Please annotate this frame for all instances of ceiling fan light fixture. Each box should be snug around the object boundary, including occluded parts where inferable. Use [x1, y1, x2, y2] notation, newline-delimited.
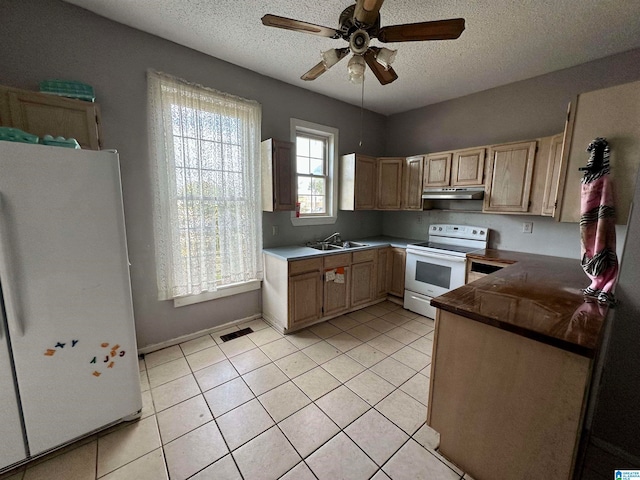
[375, 47, 397, 70]
[347, 55, 366, 84]
[321, 48, 342, 69]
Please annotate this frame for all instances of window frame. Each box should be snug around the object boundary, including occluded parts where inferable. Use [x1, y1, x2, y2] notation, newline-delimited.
[290, 118, 339, 226]
[148, 71, 262, 306]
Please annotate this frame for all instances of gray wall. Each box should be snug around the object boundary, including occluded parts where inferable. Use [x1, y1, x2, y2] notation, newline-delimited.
[382, 48, 640, 259]
[0, 0, 387, 348]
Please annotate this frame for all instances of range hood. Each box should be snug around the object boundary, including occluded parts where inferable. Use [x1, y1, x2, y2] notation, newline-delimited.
[422, 187, 485, 200]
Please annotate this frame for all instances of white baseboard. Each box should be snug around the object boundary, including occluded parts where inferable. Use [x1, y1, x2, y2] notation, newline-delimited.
[590, 436, 640, 467]
[137, 313, 263, 355]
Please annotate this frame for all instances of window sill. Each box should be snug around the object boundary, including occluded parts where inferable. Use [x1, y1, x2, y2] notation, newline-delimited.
[173, 280, 261, 307]
[290, 214, 338, 226]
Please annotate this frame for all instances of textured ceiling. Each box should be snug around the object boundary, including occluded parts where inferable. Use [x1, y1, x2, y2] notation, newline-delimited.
[62, 0, 640, 115]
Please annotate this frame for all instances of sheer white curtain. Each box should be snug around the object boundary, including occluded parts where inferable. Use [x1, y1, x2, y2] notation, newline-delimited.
[148, 70, 263, 300]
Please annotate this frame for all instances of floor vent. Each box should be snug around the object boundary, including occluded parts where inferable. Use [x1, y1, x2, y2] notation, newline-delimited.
[220, 327, 253, 342]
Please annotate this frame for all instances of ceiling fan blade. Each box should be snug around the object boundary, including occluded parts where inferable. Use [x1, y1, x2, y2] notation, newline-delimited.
[301, 62, 328, 81]
[261, 14, 340, 39]
[354, 0, 385, 27]
[363, 48, 398, 85]
[377, 18, 465, 43]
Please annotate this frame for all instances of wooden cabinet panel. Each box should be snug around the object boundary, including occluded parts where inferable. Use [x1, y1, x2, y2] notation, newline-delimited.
[351, 261, 375, 307]
[289, 257, 323, 275]
[484, 141, 537, 213]
[555, 80, 640, 224]
[424, 152, 452, 187]
[542, 134, 564, 216]
[0, 86, 102, 150]
[323, 254, 350, 317]
[339, 153, 377, 210]
[451, 148, 485, 186]
[262, 138, 295, 212]
[377, 157, 403, 210]
[403, 155, 424, 210]
[376, 247, 391, 298]
[389, 247, 406, 297]
[429, 310, 590, 480]
[289, 271, 323, 327]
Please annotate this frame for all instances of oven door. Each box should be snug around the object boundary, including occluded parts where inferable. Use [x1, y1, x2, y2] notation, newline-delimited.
[405, 248, 467, 298]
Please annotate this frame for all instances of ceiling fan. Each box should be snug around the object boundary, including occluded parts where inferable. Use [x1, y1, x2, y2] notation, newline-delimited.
[261, 0, 465, 85]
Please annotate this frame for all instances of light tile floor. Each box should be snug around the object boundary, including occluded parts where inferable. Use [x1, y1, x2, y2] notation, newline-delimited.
[2, 300, 626, 479]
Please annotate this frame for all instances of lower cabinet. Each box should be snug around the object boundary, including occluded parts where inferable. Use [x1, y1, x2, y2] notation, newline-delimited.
[351, 250, 376, 307]
[263, 245, 407, 333]
[323, 253, 351, 317]
[376, 247, 392, 298]
[288, 258, 323, 329]
[389, 248, 406, 297]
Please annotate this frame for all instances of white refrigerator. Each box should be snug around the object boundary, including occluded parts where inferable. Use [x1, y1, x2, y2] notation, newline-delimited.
[0, 142, 141, 472]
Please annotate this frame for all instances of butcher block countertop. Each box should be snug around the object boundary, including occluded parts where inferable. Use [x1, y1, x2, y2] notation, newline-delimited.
[431, 249, 608, 358]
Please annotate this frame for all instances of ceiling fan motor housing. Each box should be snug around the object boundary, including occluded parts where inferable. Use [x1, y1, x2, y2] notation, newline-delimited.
[350, 29, 370, 54]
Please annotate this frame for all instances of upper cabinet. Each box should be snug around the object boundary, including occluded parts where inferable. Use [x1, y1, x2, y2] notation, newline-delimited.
[423, 152, 452, 187]
[424, 148, 485, 188]
[262, 138, 296, 212]
[0, 85, 102, 150]
[542, 134, 564, 216]
[403, 155, 424, 210]
[554, 80, 640, 224]
[483, 141, 537, 213]
[377, 157, 404, 210]
[451, 148, 485, 186]
[339, 153, 377, 210]
[340, 154, 422, 211]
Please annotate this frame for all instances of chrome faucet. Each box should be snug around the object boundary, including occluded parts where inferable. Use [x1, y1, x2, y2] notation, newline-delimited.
[322, 232, 341, 244]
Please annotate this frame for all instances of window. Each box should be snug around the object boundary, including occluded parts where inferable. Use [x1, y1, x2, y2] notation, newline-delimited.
[290, 119, 339, 226]
[148, 71, 263, 304]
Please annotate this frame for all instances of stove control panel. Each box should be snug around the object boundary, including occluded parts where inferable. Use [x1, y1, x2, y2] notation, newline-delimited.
[429, 224, 488, 241]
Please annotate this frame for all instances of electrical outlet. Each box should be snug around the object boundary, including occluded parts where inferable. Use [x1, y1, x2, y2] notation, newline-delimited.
[522, 222, 533, 234]
[272, 225, 279, 236]
[416, 215, 422, 224]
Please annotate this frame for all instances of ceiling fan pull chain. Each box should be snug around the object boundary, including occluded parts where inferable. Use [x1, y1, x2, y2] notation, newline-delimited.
[359, 77, 365, 147]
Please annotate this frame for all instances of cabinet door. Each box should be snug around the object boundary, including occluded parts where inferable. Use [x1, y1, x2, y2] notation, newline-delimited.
[355, 155, 377, 210]
[424, 152, 452, 187]
[389, 248, 406, 297]
[351, 261, 375, 307]
[555, 80, 640, 224]
[262, 139, 295, 212]
[4, 88, 102, 150]
[377, 157, 403, 210]
[273, 140, 296, 211]
[289, 271, 323, 327]
[451, 148, 485, 186]
[484, 141, 536, 213]
[541, 134, 564, 216]
[376, 247, 391, 298]
[323, 266, 350, 317]
[404, 155, 424, 210]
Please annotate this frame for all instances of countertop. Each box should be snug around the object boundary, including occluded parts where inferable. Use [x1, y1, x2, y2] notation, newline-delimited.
[262, 236, 421, 260]
[431, 249, 608, 358]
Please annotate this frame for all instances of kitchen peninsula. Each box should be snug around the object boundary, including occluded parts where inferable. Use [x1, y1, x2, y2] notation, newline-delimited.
[428, 249, 607, 480]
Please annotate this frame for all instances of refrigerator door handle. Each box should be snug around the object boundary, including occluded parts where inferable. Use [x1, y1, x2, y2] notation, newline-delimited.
[0, 195, 24, 336]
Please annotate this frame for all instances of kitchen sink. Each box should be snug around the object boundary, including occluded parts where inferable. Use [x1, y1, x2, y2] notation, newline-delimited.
[307, 241, 369, 251]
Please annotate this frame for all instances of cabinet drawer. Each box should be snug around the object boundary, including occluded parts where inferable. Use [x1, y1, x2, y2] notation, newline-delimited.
[324, 253, 351, 269]
[289, 257, 322, 275]
[352, 249, 376, 263]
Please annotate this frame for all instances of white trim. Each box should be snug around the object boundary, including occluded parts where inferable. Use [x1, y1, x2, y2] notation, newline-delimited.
[290, 118, 339, 226]
[137, 312, 263, 354]
[173, 280, 261, 307]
